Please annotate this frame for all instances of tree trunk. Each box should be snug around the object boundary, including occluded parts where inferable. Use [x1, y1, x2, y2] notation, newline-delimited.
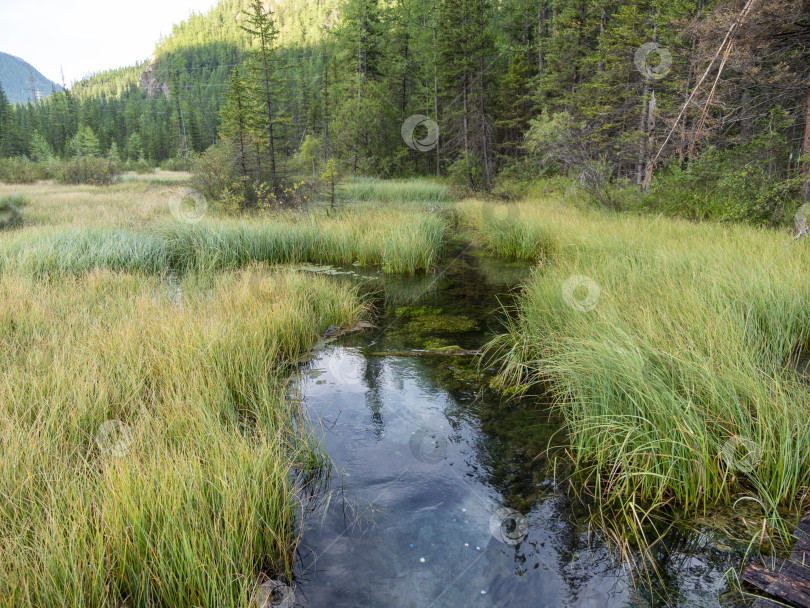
[479, 0, 492, 190]
[802, 80, 810, 200]
[432, 0, 440, 176]
[636, 82, 650, 189]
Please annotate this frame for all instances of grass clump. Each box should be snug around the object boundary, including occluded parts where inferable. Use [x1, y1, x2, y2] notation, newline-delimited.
[341, 177, 451, 205]
[0, 266, 366, 607]
[3, 208, 448, 277]
[458, 199, 557, 260]
[485, 198, 810, 528]
[0, 194, 26, 229]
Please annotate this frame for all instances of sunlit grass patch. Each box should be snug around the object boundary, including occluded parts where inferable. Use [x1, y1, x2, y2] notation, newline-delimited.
[484, 197, 810, 531]
[341, 176, 451, 205]
[0, 266, 365, 607]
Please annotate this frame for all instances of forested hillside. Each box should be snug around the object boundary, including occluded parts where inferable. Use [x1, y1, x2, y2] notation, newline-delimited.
[0, 0, 807, 221]
[0, 53, 62, 105]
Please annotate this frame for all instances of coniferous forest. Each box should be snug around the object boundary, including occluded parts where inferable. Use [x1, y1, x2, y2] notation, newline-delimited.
[0, 0, 808, 221]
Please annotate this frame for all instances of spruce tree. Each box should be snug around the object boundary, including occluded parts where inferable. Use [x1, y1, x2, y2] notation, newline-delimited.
[241, 0, 285, 190]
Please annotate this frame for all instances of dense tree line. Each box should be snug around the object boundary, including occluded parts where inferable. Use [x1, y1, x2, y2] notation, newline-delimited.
[0, 0, 807, 218]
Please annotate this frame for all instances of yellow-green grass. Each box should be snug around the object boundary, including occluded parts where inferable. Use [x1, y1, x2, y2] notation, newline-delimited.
[457, 199, 555, 260]
[0, 266, 365, 607]
[0, 181, 176, 229]
[480, 198, 810, 526]
[0, 182, 449, 276]
[341, 176, 451, 205]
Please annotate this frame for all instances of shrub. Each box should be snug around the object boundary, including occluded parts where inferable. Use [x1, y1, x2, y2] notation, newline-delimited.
[190, 142, 241, 206]
[191, 142, 310, 213]
[126, 158, 155, 174]
[0, 193, 27, 229]
[0, 158, 42, 184]
[58, 157, 120, 186]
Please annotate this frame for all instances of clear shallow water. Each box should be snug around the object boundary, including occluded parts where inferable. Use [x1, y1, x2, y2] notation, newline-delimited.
[291, 248, 746, 607]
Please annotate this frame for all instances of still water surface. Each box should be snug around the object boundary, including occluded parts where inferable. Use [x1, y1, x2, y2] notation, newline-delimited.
[291, 249, 744, 607]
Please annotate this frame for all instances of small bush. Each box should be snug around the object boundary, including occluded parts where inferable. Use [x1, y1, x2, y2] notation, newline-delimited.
[59, 157, 120, 186]
[126, 159, 155, 175]
[0, 193, 27, 229]
[190, 142, 241, 205]
[0, 158, 43, 184]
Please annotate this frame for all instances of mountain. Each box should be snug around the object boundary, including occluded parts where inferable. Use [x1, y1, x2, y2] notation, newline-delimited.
[0, 52, 63, 105]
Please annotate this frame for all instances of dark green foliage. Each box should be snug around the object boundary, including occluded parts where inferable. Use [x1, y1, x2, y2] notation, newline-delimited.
[190, 141, 242, 204]
[0, 0, 806, 220]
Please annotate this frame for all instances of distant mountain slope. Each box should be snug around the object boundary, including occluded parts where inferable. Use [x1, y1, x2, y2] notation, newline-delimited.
[0, 52, 63, 104]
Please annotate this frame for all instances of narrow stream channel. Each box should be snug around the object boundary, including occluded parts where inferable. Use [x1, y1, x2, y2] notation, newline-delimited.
[291, 248, 745, 607]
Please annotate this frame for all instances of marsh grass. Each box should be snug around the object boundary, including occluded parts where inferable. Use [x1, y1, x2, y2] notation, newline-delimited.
[0, 266, 366, 607]
[481, 199, 810, 534]
[0, 194, 26, 230]
[0, 181, 173, 228]
[341, 177, 450, 205]
[457, 199, 555, 260]
[3, 209, 448, 277]
[0, 180, 450, 606]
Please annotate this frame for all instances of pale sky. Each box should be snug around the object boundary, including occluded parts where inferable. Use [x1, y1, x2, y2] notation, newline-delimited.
[0, 0, 220, 86]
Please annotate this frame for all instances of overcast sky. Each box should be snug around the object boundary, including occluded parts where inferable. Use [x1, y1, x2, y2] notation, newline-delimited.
[0, 0, 220, 86]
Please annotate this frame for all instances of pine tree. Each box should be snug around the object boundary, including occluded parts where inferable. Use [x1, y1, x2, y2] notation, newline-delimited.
[220, 67, 255, 183]
[0, 85, 11, 158]
[241, 0, 286, 190]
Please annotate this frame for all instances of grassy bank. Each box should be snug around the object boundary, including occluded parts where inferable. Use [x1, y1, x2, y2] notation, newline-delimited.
[2, 211, 448, 276]
[0, 182, 449, 276]
[341, 176, 450, 205]
[477, 198, 810, 525]
[0, 179, 453, 607]
[0, 266, 365, 607]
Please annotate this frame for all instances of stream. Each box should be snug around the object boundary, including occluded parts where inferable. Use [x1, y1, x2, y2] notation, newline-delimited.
[290, 247, 747, 607]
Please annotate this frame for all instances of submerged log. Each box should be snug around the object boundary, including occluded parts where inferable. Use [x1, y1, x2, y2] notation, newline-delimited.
[743, 514, 810, 607]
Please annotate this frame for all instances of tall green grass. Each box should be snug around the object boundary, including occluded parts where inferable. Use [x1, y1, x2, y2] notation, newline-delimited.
[457, 199, 555, 260]
[0, 266, 366, 607]
[483, 199, 810, 528]
[2, 208, 448, 276]
[341, 177, 451, 205]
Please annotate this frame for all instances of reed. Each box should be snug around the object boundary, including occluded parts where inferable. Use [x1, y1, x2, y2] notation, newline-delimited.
[2, 209, 448, 276]
[0, 266, 366, 607]
[484, 198, 810, 526]
[341, 176, 450, 205]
